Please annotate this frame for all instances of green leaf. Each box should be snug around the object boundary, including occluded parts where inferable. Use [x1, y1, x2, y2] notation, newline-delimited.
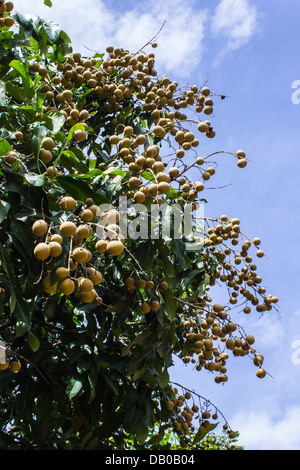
[162, 288, 177, 321]
[159, 367, 169, 388]
[66, 376, 83, 399]
[9, 59, 34, 99]
[0, 138, 13, 156]
[42, 110, 65, 133]
[28, 332, 40, 352]
[0, 200, 10, 223]
[56, 175, 109, 205]
[193, 422, 218, 445]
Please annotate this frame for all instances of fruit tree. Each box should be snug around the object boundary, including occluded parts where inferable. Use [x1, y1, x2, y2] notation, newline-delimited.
[0, 1, 278, 450]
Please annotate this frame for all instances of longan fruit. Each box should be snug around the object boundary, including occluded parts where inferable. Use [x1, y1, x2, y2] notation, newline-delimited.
[55, 267, 69, 280]
[81, 290, 96, 303]
[151, 300, 160, 311]
[256, 368, 266, 379]
[49, 241, 62, 257]
[72, 247, 89, 263]
[80, 209, 94, 222]
[42, 137, 55, 151]
[32, 219, 48, 237]
[39, 148, 52, 163]
[34, 243, 50, 260]
[106, 240, 124, 256]
[86, 267, 102, 285]
[95, 239, 108, 253]
[79, 277, 94, 293]
[141, 302, 151, 314]
[59, 221, 77, 237]
[60, 196, 76, 211]
[73, 129, 87, 142]
[0, 360, 9, 371]
[76, 224, 90, 239]
[9, 360, 21, 373]
[59, 278, 75, 295]
[50, 234, 63, 244]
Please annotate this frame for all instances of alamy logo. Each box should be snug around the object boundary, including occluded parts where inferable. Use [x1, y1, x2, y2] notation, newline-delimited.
[0, 81, 5, 106]
[94, 197, 205, 251]
[0, 340, 6, 364]
[291, 80, 300, 105]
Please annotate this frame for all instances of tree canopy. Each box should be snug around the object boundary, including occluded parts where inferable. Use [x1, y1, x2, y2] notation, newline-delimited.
[0, 1, 278, 450]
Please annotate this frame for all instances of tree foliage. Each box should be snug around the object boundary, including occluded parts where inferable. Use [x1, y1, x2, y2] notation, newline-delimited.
[0, 1, 278, 450]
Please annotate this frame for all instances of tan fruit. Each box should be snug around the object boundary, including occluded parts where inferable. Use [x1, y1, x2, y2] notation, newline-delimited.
[86, 267, 102, 285]
[235, 150, 246, 158]
[79, 277, 94, 293]
[32, 219, 48, 237]
[159, 281, 169, 290]
[237, 158, 247, 168]
[49, 241, 62, 257]
[95, 239, 108, 253]
[34, 243, 50, 260]
[166, 400, 175, 410]
[107, 240, 124, 256]
[0, 360, 9, 371]
[72, 247, 89, 263]
[9, 360, 21, 373]
[4, 16, 15, 28]
[107, 209, 120, 224]
[197, 122, 209, 133]
[141, 302, 151, 314]
[256, 249, 264, 258]
[55, 267, 69, 280]
[5, 2, 15, 13]
[50, 234, 63, 244]
[81, 290, 96, 303]
[59, 221, 77, 237]
[42, 137, 55, 151]
[46, 166, 59, 177]
[43, 283, 58, 294]
[39, 148, 52, 163]
[256, 368, 266, 379]
[0, 287, 5, 299]
[76, 224, 90, 239]
[59, 278, 75, 295]
[151, 300, 160, 311]
[137, 279, 147, 289]
[168, 167, 180, 178]
[4, 151, 17, 164]
[146, 281, 154, 289]
[157, 182, 170, 194]
[80, 209, 94, 222]
[73, 129, 87, 142]
[60, 197, 76, 210]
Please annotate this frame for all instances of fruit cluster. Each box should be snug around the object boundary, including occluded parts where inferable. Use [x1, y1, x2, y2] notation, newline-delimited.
[0, 1, 14, 29]
[32, 196, 124, 305]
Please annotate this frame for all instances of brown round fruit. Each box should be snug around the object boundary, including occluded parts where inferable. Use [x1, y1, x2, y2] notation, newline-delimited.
[32, 219, 48, 237]
[59, 221, 77, 237]
[107, 240, 124, 256]
[34, 243, 50, 260]
[59, 278, 75, 295]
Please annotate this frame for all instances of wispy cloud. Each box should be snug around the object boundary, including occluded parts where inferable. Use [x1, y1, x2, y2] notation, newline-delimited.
[211, 0, 260, 50]
[13, 0, 262, 80]
[13, 0, 209, 79]
[232, 406, 300, 450]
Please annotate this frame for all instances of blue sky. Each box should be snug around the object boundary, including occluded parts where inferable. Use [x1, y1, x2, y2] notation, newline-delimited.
[13, 0, 300, 450]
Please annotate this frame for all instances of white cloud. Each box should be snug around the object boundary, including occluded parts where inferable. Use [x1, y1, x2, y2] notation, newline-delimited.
[211, 0, 260, 50]
[232, 406, 300, 450]
[13, 0, 209, 79]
